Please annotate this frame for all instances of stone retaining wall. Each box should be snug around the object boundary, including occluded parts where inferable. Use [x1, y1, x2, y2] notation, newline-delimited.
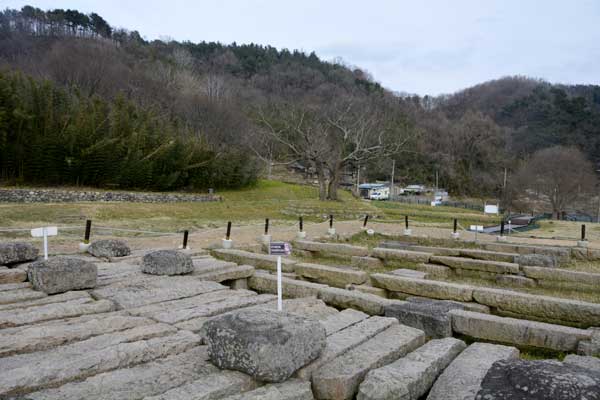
[0, 189, 220, 203]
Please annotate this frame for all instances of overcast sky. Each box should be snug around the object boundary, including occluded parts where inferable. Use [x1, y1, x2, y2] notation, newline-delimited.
[5, 0, 600, 95]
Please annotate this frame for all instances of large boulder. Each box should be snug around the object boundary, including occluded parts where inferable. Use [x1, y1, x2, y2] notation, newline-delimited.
[27, 257, 97, 294]
[203, 308, 326, 382]
[0, 242, 38, 265]
[87, 239, 131, 258]
[475, 358, 600, 399]
[141, 250, 193, 275]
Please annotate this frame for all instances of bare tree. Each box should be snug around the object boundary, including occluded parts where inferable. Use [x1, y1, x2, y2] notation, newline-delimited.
[515, 146, 597, 219]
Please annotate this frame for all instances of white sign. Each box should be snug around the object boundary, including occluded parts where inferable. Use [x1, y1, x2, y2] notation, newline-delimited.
[470, 225, 484, 232]
[484, 205, 499, 215]
[31, 226, 57, 260]
[30, 226, 58, 237]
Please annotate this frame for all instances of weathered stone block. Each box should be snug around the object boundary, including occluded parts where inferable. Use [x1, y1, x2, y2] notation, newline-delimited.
[88, 239, 131, 258]
[27, 257, 97, 294]
[516, 253, 558, 268]
[141, 250, 194, 275]
[294, 240, 370, 257]
[357, 338, 466, 400]
[430, 255, 520, 274]
[385, 298, 465, 338]
[318, 286, 393, 315]
[372, 247, 431, 263]
[351, 256, 384, 270]
[0, 242, 38, 265]
[371, 273, 474, 302]
[295, 262, 368, 288]
[426, 342, 519, 400]
[203, 308, 326, 382]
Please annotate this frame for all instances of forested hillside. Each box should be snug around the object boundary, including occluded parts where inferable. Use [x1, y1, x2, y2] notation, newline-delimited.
[0, 6, 598, 202]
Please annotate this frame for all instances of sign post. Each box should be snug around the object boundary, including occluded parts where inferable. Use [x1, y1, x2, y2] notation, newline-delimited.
[31, 226, 58, 260]
[270, 242, 292, 311]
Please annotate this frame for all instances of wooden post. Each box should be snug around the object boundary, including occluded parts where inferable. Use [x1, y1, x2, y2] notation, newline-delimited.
[84, 219, 92, 243]
[329, 215, 334, 228]
[363, 215, 369, 227]
[453, 218, 457, 233]
[226, 221, 232, 240]
[582, 224, 586, 241]
[182, 230, 189, 249]
[299, 216, 303, 232]
[500, 221, 505, 236]
[405, 215, 409, 230]
[264, 218, 269, 235]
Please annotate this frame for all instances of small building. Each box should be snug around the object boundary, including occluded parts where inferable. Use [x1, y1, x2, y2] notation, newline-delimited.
[358, 183, 390, 200]
[403, 184, 426, 195]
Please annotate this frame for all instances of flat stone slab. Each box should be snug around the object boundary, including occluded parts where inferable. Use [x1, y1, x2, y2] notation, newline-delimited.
[212, 249, 296, 272]
[372, 247, 431, 263]
[0, 326, 200, 397]
[450, 309, 592, 351]
[523, 265, 600, 285]
[0, 287, 47, 305]
[516, 253, 558, 268]
[249, 270, 326, 298]
[426, 342, 519, 400]
[496, 274, 537, 288]
[318, 286, 393, 315]
[357, 338, 466, 400]
[0, 313, 154, 357]
[416, 263, 453, 277]
[195, 264, 254, 282]
[0, 290, 90, 311]
[204, 308, 326, 382]
[0, 267, 26, 284]
[312, 323, 426, 400]
[28, 257, 97, 294]
[475, 358, 600, 399]
[320, 308, 369, 335]
[0, 241, 38, 265]
[0, 297, 115, 328]
[295, 316, 398, 381]
[91, 276, 226, 309]
[294, 240, 370, 257]
[458, 249, 517, 263]
[472, 287, 600, 326]
[88, 239, 131, 258]
[371, 273, 474, 302]
[295, 262, 368, 288]
[385, 299, 465, 338]
[430, 255, 520, 274]
[351, 256, 384, 270]
[221, 379, 314, 400]
[0, 282, 31, 291]
[24, 347, 217, 400]
[141, 250, 194, 275]
[390, 268, 427, 279]
[564, 354, 600, 371]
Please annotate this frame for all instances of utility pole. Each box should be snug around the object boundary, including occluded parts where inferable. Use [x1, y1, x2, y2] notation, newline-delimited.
[390, 159, 395, 199]
[435, 170, 439, 192]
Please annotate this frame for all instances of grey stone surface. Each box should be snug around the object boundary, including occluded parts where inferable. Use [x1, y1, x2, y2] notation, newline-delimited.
[565, 354, 600, 372]
[0, 241, 38, 265]
[294, 240, 370, 257]
[351, 256, 384, 270]
[385, 298, 465, 338]
[371, 273, 474, 302]
[295, 316, 397, 381]
[203, 308, 326, 382]
[141, 250, 194, 275]
[523, 265, 600, 286]
[221, 379, 314, 400]
[495, 274, 537, 288]
[427, 342, 520, 400]
[450, 309, 591, 351]
[24, 346, 216, 400]
[312, 323, 426, 400]
[0, 290, 91, 311]
[318, 286, 392, 315]
[371, 247, 431, 263]
[249, 270, 326, 298]
[88, 239, 131, 258]
[516, 253, 558, 268]
[27, 257, 97, 294]
[0, 267, 27, 284]
[0, 287, 47, 305]
[320, 308, 369, 336]
[0, 188, 219, 203]
[475, 358, 600, 400]
[295, 262, 368, 288]
[458, 249, 517, 263]
[390, 268, 427, 279]
[212, 249, 296, 272]
[0, 326, 199, 396]
[357, 338, 466, 400]
[430, 255, 520, 274]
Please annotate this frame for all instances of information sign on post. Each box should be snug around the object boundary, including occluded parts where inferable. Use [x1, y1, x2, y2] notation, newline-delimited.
[31, 226, 58, 260]
[269, 242, 292, 311]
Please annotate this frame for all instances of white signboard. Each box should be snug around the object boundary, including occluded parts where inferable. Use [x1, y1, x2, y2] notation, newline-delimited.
[31, 226, 58, 260]
[484, 205, 499, 215]
[470, 225, 484, 232]
[31, 226, 58, 237]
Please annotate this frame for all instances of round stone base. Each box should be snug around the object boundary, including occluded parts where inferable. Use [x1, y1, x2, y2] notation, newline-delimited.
[366, 229, 375, 236]
[496, 235, 508, 242]
[577, 240, 589, 248]
[327, 228, 336, 236]
[451, 232, 460, 239]
[261, 234, 272, 245]
[404, 229, 412, 236]
[78, 242, 90, 253]
[222, 238, 233, 249]
[297, 231, 307, 239]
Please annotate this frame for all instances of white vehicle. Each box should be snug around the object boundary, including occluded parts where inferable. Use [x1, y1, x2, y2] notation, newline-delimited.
[369, 188, 390, 200]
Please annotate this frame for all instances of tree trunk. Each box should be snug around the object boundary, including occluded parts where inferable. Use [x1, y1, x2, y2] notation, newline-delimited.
[327, 163, 341, 201]
[315, 162, 327, 201]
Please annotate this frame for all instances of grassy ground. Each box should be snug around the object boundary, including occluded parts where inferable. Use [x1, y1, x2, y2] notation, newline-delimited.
[513, 219, 600, 242]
